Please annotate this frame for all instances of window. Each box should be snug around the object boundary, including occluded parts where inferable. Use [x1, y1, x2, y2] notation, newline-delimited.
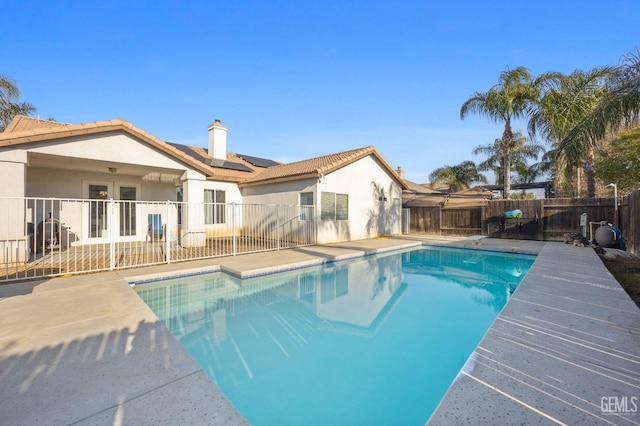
[204, 189, 226, 224]
[119, 186, 137, 236]
[88, 184, 109, 238]
[336, 193, 349, 220]
[299, 192, 314, 220]
[321, 192, 348, 221]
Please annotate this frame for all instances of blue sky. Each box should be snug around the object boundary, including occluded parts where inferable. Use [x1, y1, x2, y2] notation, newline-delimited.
[3, 0, 638, 183]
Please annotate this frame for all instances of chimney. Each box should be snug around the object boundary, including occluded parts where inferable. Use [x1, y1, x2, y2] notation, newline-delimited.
[208, 119, 228, 160]
[396, 166, 405, 180]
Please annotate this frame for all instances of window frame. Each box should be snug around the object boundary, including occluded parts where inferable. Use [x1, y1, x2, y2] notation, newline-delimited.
[320, 191, 349, 221]
[299, 192, 314, 221]
[204, 189, 226, 225]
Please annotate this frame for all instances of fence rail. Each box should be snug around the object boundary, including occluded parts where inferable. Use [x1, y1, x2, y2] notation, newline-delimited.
[405, 190, 640, 255]
[0, 197, 316, 282]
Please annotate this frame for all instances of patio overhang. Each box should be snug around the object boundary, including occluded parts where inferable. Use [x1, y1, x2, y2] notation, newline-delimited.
[27, 152, 187, 186]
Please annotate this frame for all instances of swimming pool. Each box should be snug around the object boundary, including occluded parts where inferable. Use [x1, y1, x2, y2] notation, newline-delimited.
[134, 246, 534, 425]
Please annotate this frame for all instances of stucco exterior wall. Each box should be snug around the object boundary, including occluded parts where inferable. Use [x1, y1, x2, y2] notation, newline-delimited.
[316, 155, 402, 243]
[1, 151, 29, 260]
[26, 167, 178, 200]
[241, 155, 402, 244]
[0, 161, 27, 197]
[0, 159, 27, 262]
[182, 179, 243, 204]
[180, 179, 244, 243]
[241, 179, 317, 205]
[26, 132, 192, 170]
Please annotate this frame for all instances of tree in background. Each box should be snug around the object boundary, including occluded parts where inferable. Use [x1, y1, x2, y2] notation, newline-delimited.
[429, 161, 487, 193]
[528, 67, 612, 197]
[594, 127, 640, 195]
[0, 75, 35, 131]
[562, 50, 640, 153]
[461, 67, 538, 198]
[472, 131, 545, 191]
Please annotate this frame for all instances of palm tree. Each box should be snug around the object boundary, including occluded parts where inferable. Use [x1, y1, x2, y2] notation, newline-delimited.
[461, 67, 538, 197]
[472, 131, 545, 191]
[528, 67, 612, 196]
[555, 50, 640, 197]
[0, 75, 35, 131]
[563, 50, 640, 142]
[429, 161, 487, 193]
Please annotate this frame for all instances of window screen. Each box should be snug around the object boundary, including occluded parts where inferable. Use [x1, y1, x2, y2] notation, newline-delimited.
[300, 192, 314, 220]
[204, 190, 226, 224]
[321, 192, 348, 220]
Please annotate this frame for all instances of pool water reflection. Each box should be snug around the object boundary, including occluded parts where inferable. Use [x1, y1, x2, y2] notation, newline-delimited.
[135, 247, 534, 425]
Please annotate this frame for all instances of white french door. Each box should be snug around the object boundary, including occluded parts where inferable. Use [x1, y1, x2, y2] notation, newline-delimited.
[83, 182, 113, 243]
[83, 181, 140, 243]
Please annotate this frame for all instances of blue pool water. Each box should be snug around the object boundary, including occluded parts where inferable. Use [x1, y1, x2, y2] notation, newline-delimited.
[135, 247, 534, 425]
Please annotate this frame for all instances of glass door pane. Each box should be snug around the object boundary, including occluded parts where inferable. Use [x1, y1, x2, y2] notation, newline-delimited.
[89, 185, 109, 238]
[120, 187, 136, 236]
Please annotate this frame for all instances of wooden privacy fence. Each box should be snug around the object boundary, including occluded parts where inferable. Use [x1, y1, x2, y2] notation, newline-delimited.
[406, 190, 640, 255]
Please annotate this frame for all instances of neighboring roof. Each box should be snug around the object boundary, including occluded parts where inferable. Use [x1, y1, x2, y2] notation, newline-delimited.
[430, 183, 451, 193]
[483, 181, 553, 191]
[453, 186, 494, 197]
[240, 145, 407, 189]
[0, 115, 252, 183]
[403, 193, 445, 207]
[403, 179, 442, 195]
[403, 185, 492, 208]
[402, 193, 489, 208]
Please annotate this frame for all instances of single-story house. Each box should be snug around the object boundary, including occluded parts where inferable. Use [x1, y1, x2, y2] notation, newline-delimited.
[0, 115, 406, 261]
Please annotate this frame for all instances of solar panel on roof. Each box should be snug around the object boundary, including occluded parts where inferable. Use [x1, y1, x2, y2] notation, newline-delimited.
[168, 142, 253, 172]
[206, 158, 253, 172]
[235, 153, 280, 168]
[167, 142, 208, 163]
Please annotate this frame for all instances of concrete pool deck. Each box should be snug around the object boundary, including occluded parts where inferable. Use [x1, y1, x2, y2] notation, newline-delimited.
[0, 236, 638, 425]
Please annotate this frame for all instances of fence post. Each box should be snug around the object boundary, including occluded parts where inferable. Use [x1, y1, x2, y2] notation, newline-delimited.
[538, 199, 544, 241]
[232, 203, 237, 256]
[276, 206, 280, 250]
[166, 200, 171, 264]
[315, 204, 319, 245]
[481, 205, 486, 236]
[109, 198, 115, 271]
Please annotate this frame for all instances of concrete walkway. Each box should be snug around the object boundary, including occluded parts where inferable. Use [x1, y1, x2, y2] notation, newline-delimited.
[1, 236, 638, 425]
[428, 242, 640, 425]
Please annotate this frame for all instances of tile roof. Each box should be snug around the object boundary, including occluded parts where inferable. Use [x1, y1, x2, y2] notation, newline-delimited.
[0, 115, 253, 183]
[240, 145, 407, 189]
[3, 115, 70, 132]
[1, 115, 405, 188]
